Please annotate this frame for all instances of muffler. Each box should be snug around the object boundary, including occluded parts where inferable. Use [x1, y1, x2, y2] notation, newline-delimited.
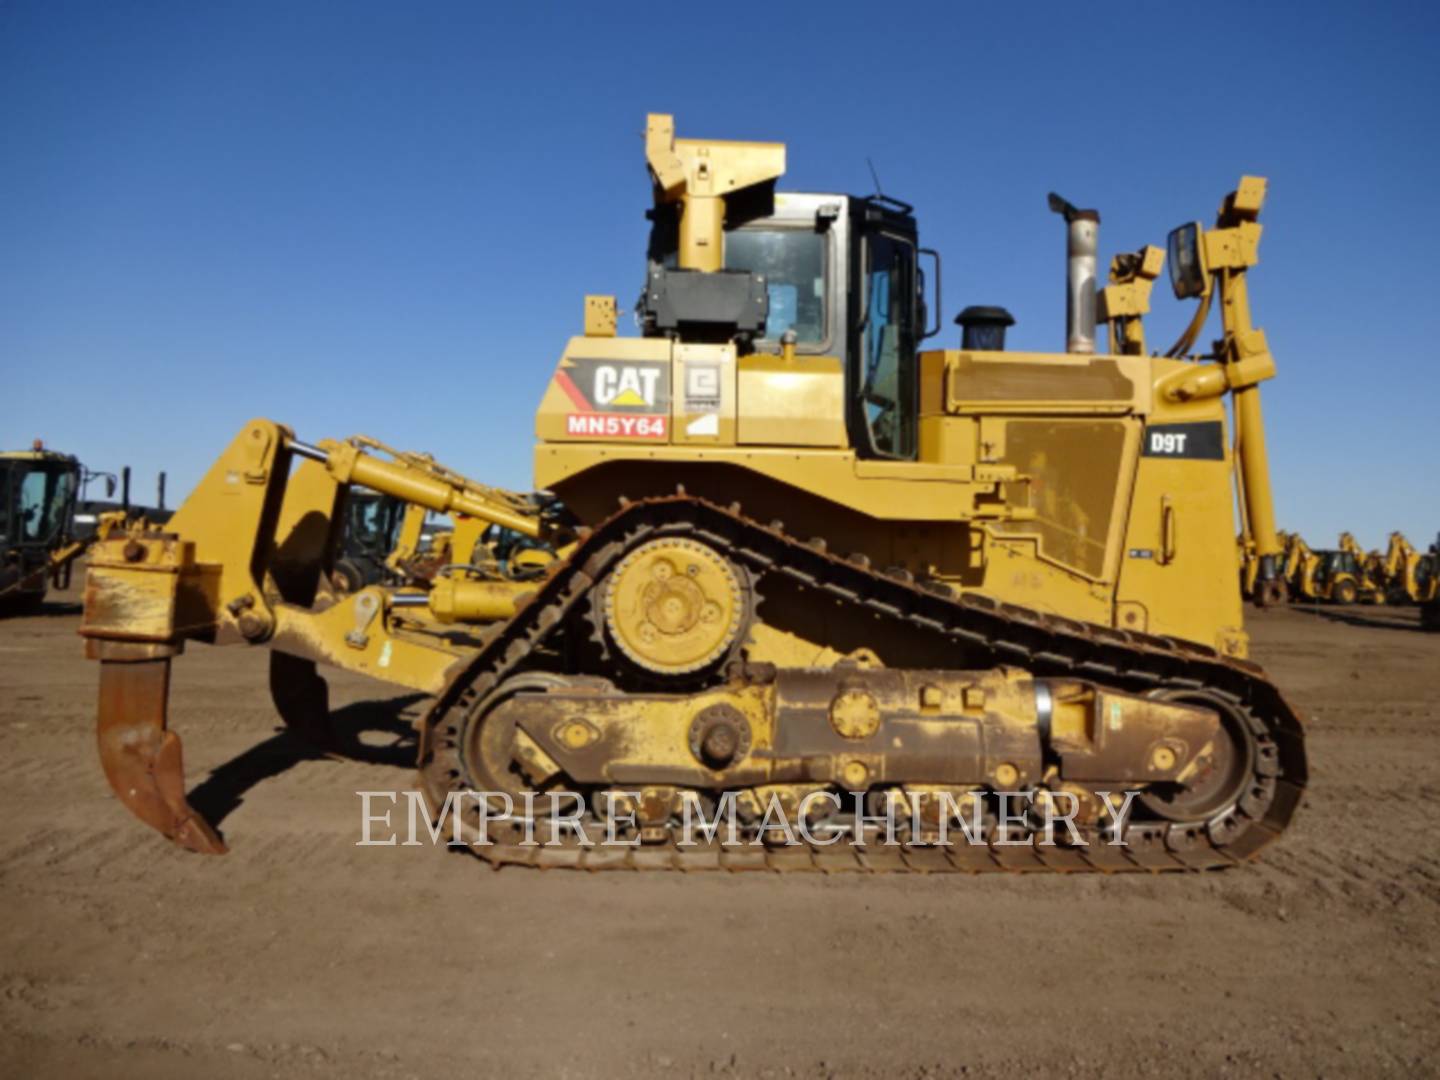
[1048, 192, 1100, 354]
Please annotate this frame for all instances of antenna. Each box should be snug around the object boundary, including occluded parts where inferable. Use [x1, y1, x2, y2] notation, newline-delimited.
[866, 156, 884, 198]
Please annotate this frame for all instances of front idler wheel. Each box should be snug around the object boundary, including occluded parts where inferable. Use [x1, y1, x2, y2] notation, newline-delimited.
[1137, 690, 1259, 825]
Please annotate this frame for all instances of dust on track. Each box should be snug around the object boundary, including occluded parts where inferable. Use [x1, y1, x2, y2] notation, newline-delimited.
[2, 582, 1438, 1078]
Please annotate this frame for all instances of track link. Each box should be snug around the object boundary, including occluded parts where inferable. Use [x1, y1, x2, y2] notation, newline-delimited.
[417, 496, 1307, 873]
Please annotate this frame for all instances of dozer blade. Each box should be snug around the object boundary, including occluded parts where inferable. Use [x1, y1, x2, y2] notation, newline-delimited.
[96, 658, 226, 855]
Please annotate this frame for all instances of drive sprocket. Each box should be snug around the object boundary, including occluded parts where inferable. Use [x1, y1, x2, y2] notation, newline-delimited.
[600, 536, 750, 676]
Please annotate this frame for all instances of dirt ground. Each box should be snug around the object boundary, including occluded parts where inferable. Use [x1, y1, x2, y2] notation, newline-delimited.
[2, 580, 1438, 1079]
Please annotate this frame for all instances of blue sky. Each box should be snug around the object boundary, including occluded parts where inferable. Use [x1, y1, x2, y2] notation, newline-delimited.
[2, 1, 1437, 550]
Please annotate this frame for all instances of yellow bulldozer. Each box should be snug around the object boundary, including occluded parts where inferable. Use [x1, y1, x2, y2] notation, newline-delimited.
[79, 114, 1305, 872]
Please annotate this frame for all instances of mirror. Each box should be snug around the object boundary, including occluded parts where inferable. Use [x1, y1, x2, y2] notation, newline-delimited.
[918, 248, 942, 340]
[1167, 221, 1209, 299]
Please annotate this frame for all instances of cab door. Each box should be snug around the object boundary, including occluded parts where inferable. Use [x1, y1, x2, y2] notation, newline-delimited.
[849, 202, 922, 461]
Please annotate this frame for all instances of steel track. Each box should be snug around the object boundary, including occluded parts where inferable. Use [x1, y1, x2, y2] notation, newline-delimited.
[417, 496, 1307, 873]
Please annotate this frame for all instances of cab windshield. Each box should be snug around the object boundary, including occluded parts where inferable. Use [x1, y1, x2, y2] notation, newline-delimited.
[346, 495, 403, 556]
[723, 228, 827, 345]
[16, 465, 77, 544]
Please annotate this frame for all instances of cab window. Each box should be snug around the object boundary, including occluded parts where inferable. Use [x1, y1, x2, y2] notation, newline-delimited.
[18, 466, 75, 543]
[723, 228, 827, 345]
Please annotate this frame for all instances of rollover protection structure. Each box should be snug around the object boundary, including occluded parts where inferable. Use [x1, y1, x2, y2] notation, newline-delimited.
[80, 115, 1305, 870]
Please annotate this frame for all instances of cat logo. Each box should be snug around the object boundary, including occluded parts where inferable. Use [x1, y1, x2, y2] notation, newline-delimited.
[555, 357, 670, 415]
[594, 365, 662, 408]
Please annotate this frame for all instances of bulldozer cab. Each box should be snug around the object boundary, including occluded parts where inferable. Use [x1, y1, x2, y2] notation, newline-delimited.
[645, 192, 926, 460]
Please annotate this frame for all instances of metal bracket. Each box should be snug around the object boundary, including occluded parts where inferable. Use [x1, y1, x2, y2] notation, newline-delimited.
[346, 591, 381, 649]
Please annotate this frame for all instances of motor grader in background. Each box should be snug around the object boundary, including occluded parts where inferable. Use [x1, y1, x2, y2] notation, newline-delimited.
[0, 442, 93, 612]
[80, 114, 1305, 871]
[2, 449, 169, 613]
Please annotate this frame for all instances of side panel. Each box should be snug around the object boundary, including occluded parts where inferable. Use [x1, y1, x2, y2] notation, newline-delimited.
[920, 349, 1149, 627]
[537, 335, 849, 452]
[990, 417, 1140, 583]
[536, 342, 1248, 652]
[672, 343, 738, 445]
[736, 354, 847, 447]
[1114, 409, 1247, 655]
[536, 337, 675, 444]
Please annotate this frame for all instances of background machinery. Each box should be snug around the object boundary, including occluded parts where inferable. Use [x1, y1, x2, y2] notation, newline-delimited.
[71, 464, 172, 540]
[1311, 544, 1363, 605]
[1283, 532, 1364, 605]
[1243, 528, 1291, 604]
[1281, 533, 1320, 601]
[1, 448, 171, 613]
[1376, 531, 1436, 605]
[1, 443, 82, 611]
[1338, 532, 1385, 604]
[327, 437, 562, 595]
[78, 114, 1306, 871]
[331, 490, 407, 594]
[1424, 535, 1440, 631]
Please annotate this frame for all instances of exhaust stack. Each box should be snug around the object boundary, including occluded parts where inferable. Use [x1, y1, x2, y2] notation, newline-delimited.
[1047, 193, 1100, 354]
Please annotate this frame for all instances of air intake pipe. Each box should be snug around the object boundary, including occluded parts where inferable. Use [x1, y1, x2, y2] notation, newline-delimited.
[1047, 193, 1099, 354]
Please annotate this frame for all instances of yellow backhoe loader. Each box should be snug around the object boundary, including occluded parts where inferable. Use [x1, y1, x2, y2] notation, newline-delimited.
[1242, 528, 1290, 604]
[1424, 537, 1440, 632]
[1285, 533, 1363, 604]
[78, 115, 1305, 872]
[1377, 531, 1437, 605]
[1338, 532, 1385, 603]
